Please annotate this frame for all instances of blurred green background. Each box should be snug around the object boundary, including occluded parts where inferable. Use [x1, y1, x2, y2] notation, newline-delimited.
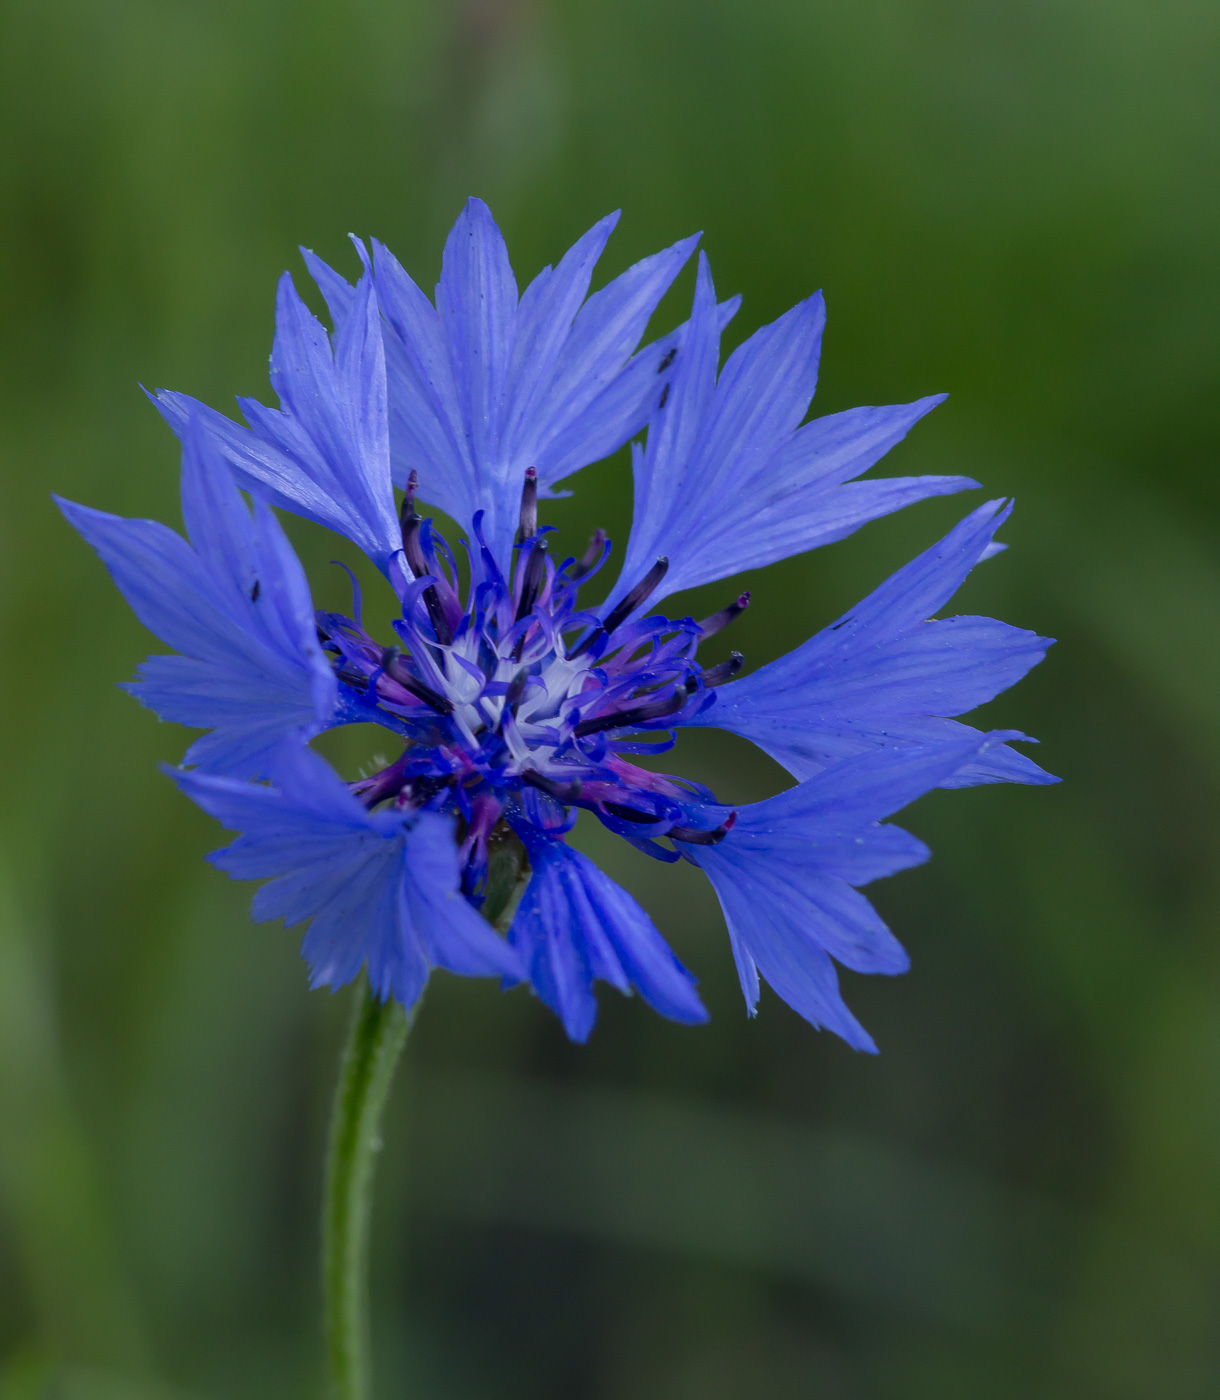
[2, 0, 1219, 1396]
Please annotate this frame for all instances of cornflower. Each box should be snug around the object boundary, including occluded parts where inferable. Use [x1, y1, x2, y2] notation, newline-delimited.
[59, 198, 1054, 1399]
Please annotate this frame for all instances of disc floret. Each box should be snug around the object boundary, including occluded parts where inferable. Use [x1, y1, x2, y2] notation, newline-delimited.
[324, 470, 740, 904]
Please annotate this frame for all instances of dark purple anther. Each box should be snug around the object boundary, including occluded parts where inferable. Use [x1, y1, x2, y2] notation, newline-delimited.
[505, 667, 530, 709]
[701, 651, 744, 686]
[498, 666, 531, 729]
[511, 538, 548, 660]
[669, 813, 737, 846]
[351, 748, 414, 810]
[523, 769, 583, 803]
[602, 556, 669, 636]
[398, 470, 423, 565]
[517, 467, 538, 544]
[399, 478, 454, 647]
[515, 537, 548, 621]
[336, 665, 372, 692]
[698, 592, 750, 639]
[381, 647, 454, 715]
[571, 556, 669, 658]
[573, 685, 686, 737]
[602, 801, 660, 824]
[399, 507, 425, 574]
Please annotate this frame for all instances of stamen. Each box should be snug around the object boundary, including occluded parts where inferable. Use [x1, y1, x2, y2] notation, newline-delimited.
[399, 506, 425, 572]
[409, 775, 455, 809]
[517, 466, 538, 544]
[380, 647, 454, 715]
[497, 667, 531, 731]
[573, 686, 686, 737]
[306, 493, 736, 843]
[698, 591, 750, 638]
[602, 801, 661, 824]
[522, 770, 583, 803]
[570, 556, 668, 657]
[511, 539, 548, 661]
[701, 651, 744, 686]
[400, 494, 455, 646]
[515, 538, 548, 623]
[601, 557, 668, 636]
[336, 665, 370, 691]
[351, 750, 413, 809]
[669, 814, 737, 846]
[505, 667, 530, 709]
[401, 468, 419, 514]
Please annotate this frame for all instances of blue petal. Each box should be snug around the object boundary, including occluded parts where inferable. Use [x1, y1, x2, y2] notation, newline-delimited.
[56, 422, 337, 779]
[507, 829, 708, 1042]
[361, 199, 700, 570]
[365, 238, 474, 524]
[690, 738, 995, 1048]
[300, 241, 358, 327]
[153, 270, 401, 572]
[607, 254, 974, 613]
[170, 744, 520, 1009]
[435, 196, 519, 503]
[536, 292, 742, 494]
[500, 213, 622, 461]
[690, 499, 1056, 787]
[514, 231, 702, 486]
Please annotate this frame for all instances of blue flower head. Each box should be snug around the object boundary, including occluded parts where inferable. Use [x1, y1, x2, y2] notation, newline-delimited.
[61, 199, 1056, 1046]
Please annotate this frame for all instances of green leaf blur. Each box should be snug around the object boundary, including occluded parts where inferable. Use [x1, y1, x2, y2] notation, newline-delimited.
[1, 1, 1217, 1396]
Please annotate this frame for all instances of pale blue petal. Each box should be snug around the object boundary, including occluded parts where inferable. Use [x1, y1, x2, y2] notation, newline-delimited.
[704, 868, 882, 1051]
[607, 258, 972, 613]
[57, 422, 337, 779]
[508, 831, 707, 1042]
[730, 734, 993, 835]
[766, 397, 948, 491]
[134, 654, 328, 778]
[369, 236, 476, 527]
[690, 739, 993, 1047]
[501, 212, 621, 452]
[537, 293, 742, 493]
[153, 272, 401, 571]
[58, 497, 236, 667]
[151, 388, 346, 531]
[729, 473, 979, 579]
[435, 196, 518, 491]
[170, 745, 519, 1009]
[691, 500, 1055, 787]
[519, 233, 702, 483]
[617, 254, 722, 591]
[299, 244, 357, 328]
[367, 200, 699, 571]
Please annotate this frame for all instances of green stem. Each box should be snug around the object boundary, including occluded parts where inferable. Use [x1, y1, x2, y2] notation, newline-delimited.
[322, 980, 410, 1400]
[319, 832, 529, 1400]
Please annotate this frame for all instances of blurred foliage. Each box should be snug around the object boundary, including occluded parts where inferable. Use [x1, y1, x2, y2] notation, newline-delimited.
[1, 0, 1218, 1396]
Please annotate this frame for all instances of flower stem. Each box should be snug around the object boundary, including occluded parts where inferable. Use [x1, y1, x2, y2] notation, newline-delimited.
[319, 830, 529, 1400]
[322, 979, 410, 1400]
